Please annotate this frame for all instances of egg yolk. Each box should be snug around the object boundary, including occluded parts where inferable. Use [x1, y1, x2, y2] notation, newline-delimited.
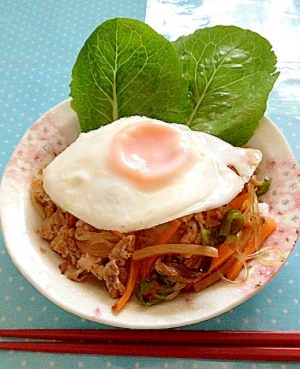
[110, 120, 196, 190]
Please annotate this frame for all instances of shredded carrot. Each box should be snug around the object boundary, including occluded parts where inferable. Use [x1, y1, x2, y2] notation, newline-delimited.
[111, 230, 125, 238]
[228, 192, 250, 210]
[138, 219, 182, 281]
[139, 256, 157, 281]
[112, 258, 140, 312]
[193, 256, 236, 292]
[154, 219, 181, 245]
[226, 217, 277, 281]
[208, 243, 236, 273]
[207, 225, 253, 273]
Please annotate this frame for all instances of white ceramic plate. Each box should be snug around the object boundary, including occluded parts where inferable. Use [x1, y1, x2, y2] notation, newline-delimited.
[1, 99, 300, 329]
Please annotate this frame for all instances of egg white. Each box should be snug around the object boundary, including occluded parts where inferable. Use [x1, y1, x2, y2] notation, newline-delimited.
[43, 116, 262, 232]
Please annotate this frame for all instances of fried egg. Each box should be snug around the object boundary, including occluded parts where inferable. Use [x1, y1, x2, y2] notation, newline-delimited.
[43, 116, 262, 232]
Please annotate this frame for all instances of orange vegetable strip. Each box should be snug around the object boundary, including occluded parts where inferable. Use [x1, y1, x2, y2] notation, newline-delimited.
[226, 217, 277, 281]
[111, 230, 124, 238]
[132, 244, 218, 261]
[154, 219, 181, 245]
[139, 256, 157, 281]
[193, 256, 236, 292]
[139, 219, 182, 280]
[112, 259, 140, 312]
[228, 192, 249, 210]
[208, 243, 236, 273]
[207, 225, 254, 273]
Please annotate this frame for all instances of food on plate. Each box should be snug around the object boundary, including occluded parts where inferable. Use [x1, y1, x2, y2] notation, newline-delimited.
[30, 18, 281, 311]
[31, 116, 277, 311]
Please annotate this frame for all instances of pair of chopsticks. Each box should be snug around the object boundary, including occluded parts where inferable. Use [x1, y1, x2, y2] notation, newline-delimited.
[0, 329, 300, 362]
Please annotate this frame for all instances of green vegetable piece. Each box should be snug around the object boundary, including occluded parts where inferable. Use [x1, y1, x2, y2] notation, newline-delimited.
[70, 18, 191, 132]
[219, 209, 244, 236]
[256, 176, 272, 197]
[172, 25, 280, 145]
[136, 273, 177, 307]
[200, 227, 226, 246]
[201, 209, 244, 246]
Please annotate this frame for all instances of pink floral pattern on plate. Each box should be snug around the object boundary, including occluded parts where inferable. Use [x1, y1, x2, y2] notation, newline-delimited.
[1, 101, 299, 328]
[232, 157, 300, 296]
[4, 100, 80, 187]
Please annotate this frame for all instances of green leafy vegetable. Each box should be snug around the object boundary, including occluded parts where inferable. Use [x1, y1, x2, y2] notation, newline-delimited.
[70, 18, 279, 145]
[173, 25, 279, 145]
[70, 18, 191, 132]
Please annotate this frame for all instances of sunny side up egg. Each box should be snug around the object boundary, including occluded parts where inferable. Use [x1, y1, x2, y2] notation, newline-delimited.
[43, 116, 262, 232]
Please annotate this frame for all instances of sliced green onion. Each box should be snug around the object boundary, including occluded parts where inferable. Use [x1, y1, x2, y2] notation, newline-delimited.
[256, 176, 272, 197]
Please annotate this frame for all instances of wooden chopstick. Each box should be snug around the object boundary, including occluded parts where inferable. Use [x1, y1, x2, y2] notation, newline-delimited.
[0, 341, 299, 362]
[0, 330, 300, 362]
[1, 329, 300, 346]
